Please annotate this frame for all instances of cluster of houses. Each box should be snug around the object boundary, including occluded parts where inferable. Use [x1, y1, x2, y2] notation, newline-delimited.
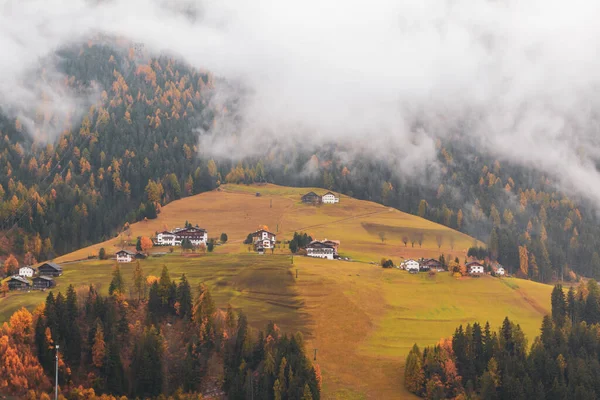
[400, 258, 445, 273]
[399, 258, 506, 277]
[301, 191, 340, 204]
[155, 226, 208, 247]
[6, 262, 62, 291]
[305, 239, 340, 260]
[115, 249, 147, 263]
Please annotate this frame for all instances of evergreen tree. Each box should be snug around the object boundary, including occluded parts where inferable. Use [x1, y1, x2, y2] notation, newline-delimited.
[65, 284, 81, 365]
[108, 264, 125, 295]
[404, 344, 424, 394]
[131, 325, 164, 397]
[551, 284, 566, 326]
[132, 261, 146, 301]
[176, 274, 193, 319]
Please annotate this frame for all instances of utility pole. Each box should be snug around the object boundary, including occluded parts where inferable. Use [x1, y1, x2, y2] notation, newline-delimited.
[296, 269, 298, 278]
[55, 345, 59, 400]
[314, 348, 318, 361]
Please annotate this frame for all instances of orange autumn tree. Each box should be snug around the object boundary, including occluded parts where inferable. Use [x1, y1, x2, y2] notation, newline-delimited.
[92, 323, 106, 369]
[140, 236, 153, 253]
[0, 308, 50, 395]
[519, 245, 529, 277]
[4, 254, 19, 276]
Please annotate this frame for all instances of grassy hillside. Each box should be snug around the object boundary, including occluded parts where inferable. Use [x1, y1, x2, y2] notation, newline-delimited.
[54, 183, 482, 263]
[0, 184, 553, 399]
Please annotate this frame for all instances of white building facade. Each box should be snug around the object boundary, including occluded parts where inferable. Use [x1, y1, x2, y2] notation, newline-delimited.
[252, 230, 276, 249]
[116, 250, 135, 263]
[18, 266, 35, 277]
[156, 227, 208, 246]
[403, 259, 420, 272]
[322, 192, 340, 204]
[468, 264, 485, 275]
[306, 242, 336, 259]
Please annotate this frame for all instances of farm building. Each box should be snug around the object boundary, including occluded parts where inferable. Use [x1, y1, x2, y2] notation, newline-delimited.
[38, 262, 62, 277]
[402, 259, 420, 272]
[135, 252, 147, 259]
[156, 226, 208, 246]
[466, 261, 485, 276]
[18, 266, 35, 277]
[33, 276, 55, 290]
[251, 229, 277, 251]
[322, 191, 340, 204]
[421, 258, 443, 270]
[305, 240, 338, 260]
[7, 275, 31, 290]
[116, 250, 136, 263]
[301, 192, 321, 204]
[491, 262, 506, 276]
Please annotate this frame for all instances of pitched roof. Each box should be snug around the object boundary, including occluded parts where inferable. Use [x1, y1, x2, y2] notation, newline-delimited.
[39, 262, 62, 271]
[116, 249, 136, 256]
[34, 275, 54, 281]
[302, 191, 319, 197]
[253, 229, 276, 236]
[466, 261, 484, 267]
[9, 275, 31, 284]
[322, 191, 336, 197]
[306, 240, 335, 249]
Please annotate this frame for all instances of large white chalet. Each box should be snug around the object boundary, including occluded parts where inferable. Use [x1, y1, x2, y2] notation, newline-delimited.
[251, 229, 276, 250]
[18, 266, 35, 277]
[305, 240, 339, 260]
[156, 226, 208, 246]
[321, 192, 340, 204]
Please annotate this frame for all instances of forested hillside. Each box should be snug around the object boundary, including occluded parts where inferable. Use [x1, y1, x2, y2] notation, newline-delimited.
[404, 282, 600, 399]
[0, 40, 598, 282]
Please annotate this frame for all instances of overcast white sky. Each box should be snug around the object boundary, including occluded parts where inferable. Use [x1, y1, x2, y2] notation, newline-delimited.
[2, 0, 600, 202]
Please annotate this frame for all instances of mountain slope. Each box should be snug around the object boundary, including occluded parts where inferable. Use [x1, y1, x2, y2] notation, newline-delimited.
[54, 183, 481, 263]
[0, 184, 552, 398]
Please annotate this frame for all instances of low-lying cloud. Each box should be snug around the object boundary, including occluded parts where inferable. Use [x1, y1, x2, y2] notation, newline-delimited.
[3, 0, 600, 203]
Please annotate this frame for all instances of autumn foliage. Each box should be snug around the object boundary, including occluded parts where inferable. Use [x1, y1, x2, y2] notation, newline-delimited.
[0, 267, 320, 398]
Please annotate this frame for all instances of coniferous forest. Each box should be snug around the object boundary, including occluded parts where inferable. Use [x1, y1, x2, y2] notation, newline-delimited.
[0, 262, 320, 399]
[405, 282, 600, 399]
[1, 40, 600, 283]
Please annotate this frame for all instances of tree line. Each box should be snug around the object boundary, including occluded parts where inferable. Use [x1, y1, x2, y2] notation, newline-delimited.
[404, 281, 600, 399]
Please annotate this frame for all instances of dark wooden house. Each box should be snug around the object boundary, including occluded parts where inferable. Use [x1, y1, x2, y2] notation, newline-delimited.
[7, 275, 31, 290]
[301, 191, 321, 204]
[37, 262, 62, 276]
[33, 276, 56, 290]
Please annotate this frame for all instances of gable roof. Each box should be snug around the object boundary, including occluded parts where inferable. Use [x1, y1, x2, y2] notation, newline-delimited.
[9, 275, 31, 285]
[466, 261, 484, 267]
[19, 266, 34, 271]
[34, 275, 54, 281]
[253, 229, 276, 236]
[39, 262, 62, 272]
[306, 240, 335, 249]
[322, 191, 336, 197]
[302, 191, 319, 198]
[116, 249, 136, 256]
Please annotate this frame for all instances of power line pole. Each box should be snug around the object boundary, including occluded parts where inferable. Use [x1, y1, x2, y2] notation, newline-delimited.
[55, 345, 60, 400]
[314, 348, 318, 361]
